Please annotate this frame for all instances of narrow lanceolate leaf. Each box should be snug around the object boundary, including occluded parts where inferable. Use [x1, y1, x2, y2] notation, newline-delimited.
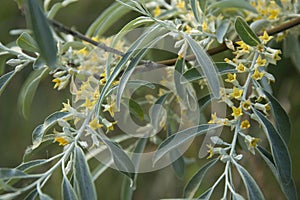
[16, 32, 39, 52]
[257, 146, 298, 200]
[18, 68, 49, 118]
[0, 71, 17, 96]
[198, 94, 214, 111]
[62, 176, 78, 200]
[234, 16, 260, 46]
[235, 163, 265, 200]
[197, 187, 214, 199]
[253, 109, 292, 185]
[208, 0, 257, 13]
[153, 124, 221, 164]
[74, 146, 97, 200]
[216, 20, 230, 43]
[183, 158, 218, 198]
[184, 34, 220, 98]
[264, 91, 291, 144]
[190, 0, 201, 22]
[32, 111, 72, 149]
[25, 0, 57, 67]
[0, 168, 27, 180]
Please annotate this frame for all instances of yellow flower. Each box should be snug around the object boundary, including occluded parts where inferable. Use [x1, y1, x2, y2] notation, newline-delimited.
[268, 8, 279, 20]
[102, 119, 117, 133]
[77, 47, 89, 56]
[176, 0, 185, 9]
[259, 31, 273, 44]
[207, 144, 214, 159]
[225, 73, 236, 83]
[251, 69, 264, 80]
[61, 99, 71, 112]
[52, 78, 61, 89]
[231, 106, 242, 117]
[240, 120, 251, 129]
[236, 63, 246, 72]
[103, 102, 117, 117]
[82, 98, 96, 109]
[255, 55, 267, 67]
[230, 87, 243, 99]
[208, 113, 217, 124]
[245, 135, 260, 154]
[89, 118, 103, 130]
[54, 137, 69, 146]
[236, 41, 251, 53]
[242, 99, 251, 110]
[185, 25, 192, 34]
[202, 21, 208, 32]
[153, 6, 161, 17]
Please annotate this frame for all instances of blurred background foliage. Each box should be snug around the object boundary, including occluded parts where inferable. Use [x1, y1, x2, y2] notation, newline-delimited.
[0, 0, 299, 199]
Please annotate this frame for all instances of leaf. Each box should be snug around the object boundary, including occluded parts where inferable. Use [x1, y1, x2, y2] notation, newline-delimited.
[153, 124, 221, 164]
[39, 193, 53, 200]
[253, 109, 292, 185]
[257, 146, 298, 200]
[24, 189, 38, 200]
[250, 19, 269, 33]
[183, 158, 218, 198]
[16, 32, 39, 52]
[17, 159, 48, 171]
[198, 0, 207, 13]
[86, 1, 132, 37]
[74, 146, 97, 200]
[25, 0, 57, 67]
[190, 0, 201, 22]
[18, 68, 49, 118]
[62, 176, 78, 200]
[32, 111, 72, 149]
[198, 94, 214, 111]
[0, 168, 27, 180]
[0, 71, 17, 96]
[234, 16, 260, 46]
[216, 20, 230, 43]
[197, 187, 213, 199]
[235, 163, 265, 200]
[128, 98, 144, 120]
[208, 0, 257, 13]
[181, 62, 236, 83]
[264, 90, 291, 144]
[184, 34, 220, 98]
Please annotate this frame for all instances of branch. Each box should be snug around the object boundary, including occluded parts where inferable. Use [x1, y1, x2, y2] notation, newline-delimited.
[50, 17, 300, 69]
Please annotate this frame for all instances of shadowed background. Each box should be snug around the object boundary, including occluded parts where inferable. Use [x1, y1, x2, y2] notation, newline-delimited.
[0, 0, 299, 199]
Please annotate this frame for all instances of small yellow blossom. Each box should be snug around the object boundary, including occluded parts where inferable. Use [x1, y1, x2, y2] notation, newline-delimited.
[89, 118, 103, 130]
[230, 87, 243, 99]
[54, 137, 69, 146]
[268, 8, 279, 20]
[77, 47, 89, 56]
[102, 119, 117, 133]
[255, 55, 267, 67]
[231, 106, 243, 117]
[153, 6, 161, 17]
[225, 73, 237, 83]
[245, 135, 261, 154]
[61, 99, 71, 112]
[208, 113, 217, 124]
[185, 25, 192, 34]
[236, 41, 251, 53]
[236, 63, 246, 72]
[252, 69, 265, 80]
[242, 99, 251, 110]
[82, 98, 96, 109]
[207, 144, 214, 159]
[176, 0, 185, 9]
[259, 31, 273, 44]
[103, 102, 117, 117]
[52, 78, 61, 89]
[240, 120, 251, 129]
[202, 20, 208, 32]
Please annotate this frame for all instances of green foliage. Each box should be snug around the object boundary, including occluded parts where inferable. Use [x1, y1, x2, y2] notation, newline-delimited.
[0, 0, 299, 199]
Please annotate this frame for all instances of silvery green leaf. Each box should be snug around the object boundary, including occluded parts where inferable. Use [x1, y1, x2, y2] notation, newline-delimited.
[74, 146, 97, 200]
[18, 68, 49, 118]
[0, 192, 21, 200]
[197, 187, 213, 199]
[235, 163, 265, 200]
[253, 109, 292, 185]
[39, 193, 53, 200]
[216, 20, 230, 43]
[257, 146, 298, 200]
[264, 90, 291, 144]
[235, 16, 260, 46]
[250, 19, 269, 33]
[0, 168, 27, 180]
[17, 159, 48, 171]
[184, 158, 218, 198]
[190, 0, 201, 22]
[62, 176, 78, 200]
[153, 124, 221, 164]
[198, 94, 214, 111]
[184, 34, 220, 98]
[208, 0, 257, 13]
[0, 71, 17, 96]
[25, 0, 57, 67]
[16, 32, 39, 52]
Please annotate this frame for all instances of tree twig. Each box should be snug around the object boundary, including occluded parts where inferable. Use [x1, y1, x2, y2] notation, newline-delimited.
[49, 17, 300, 69]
